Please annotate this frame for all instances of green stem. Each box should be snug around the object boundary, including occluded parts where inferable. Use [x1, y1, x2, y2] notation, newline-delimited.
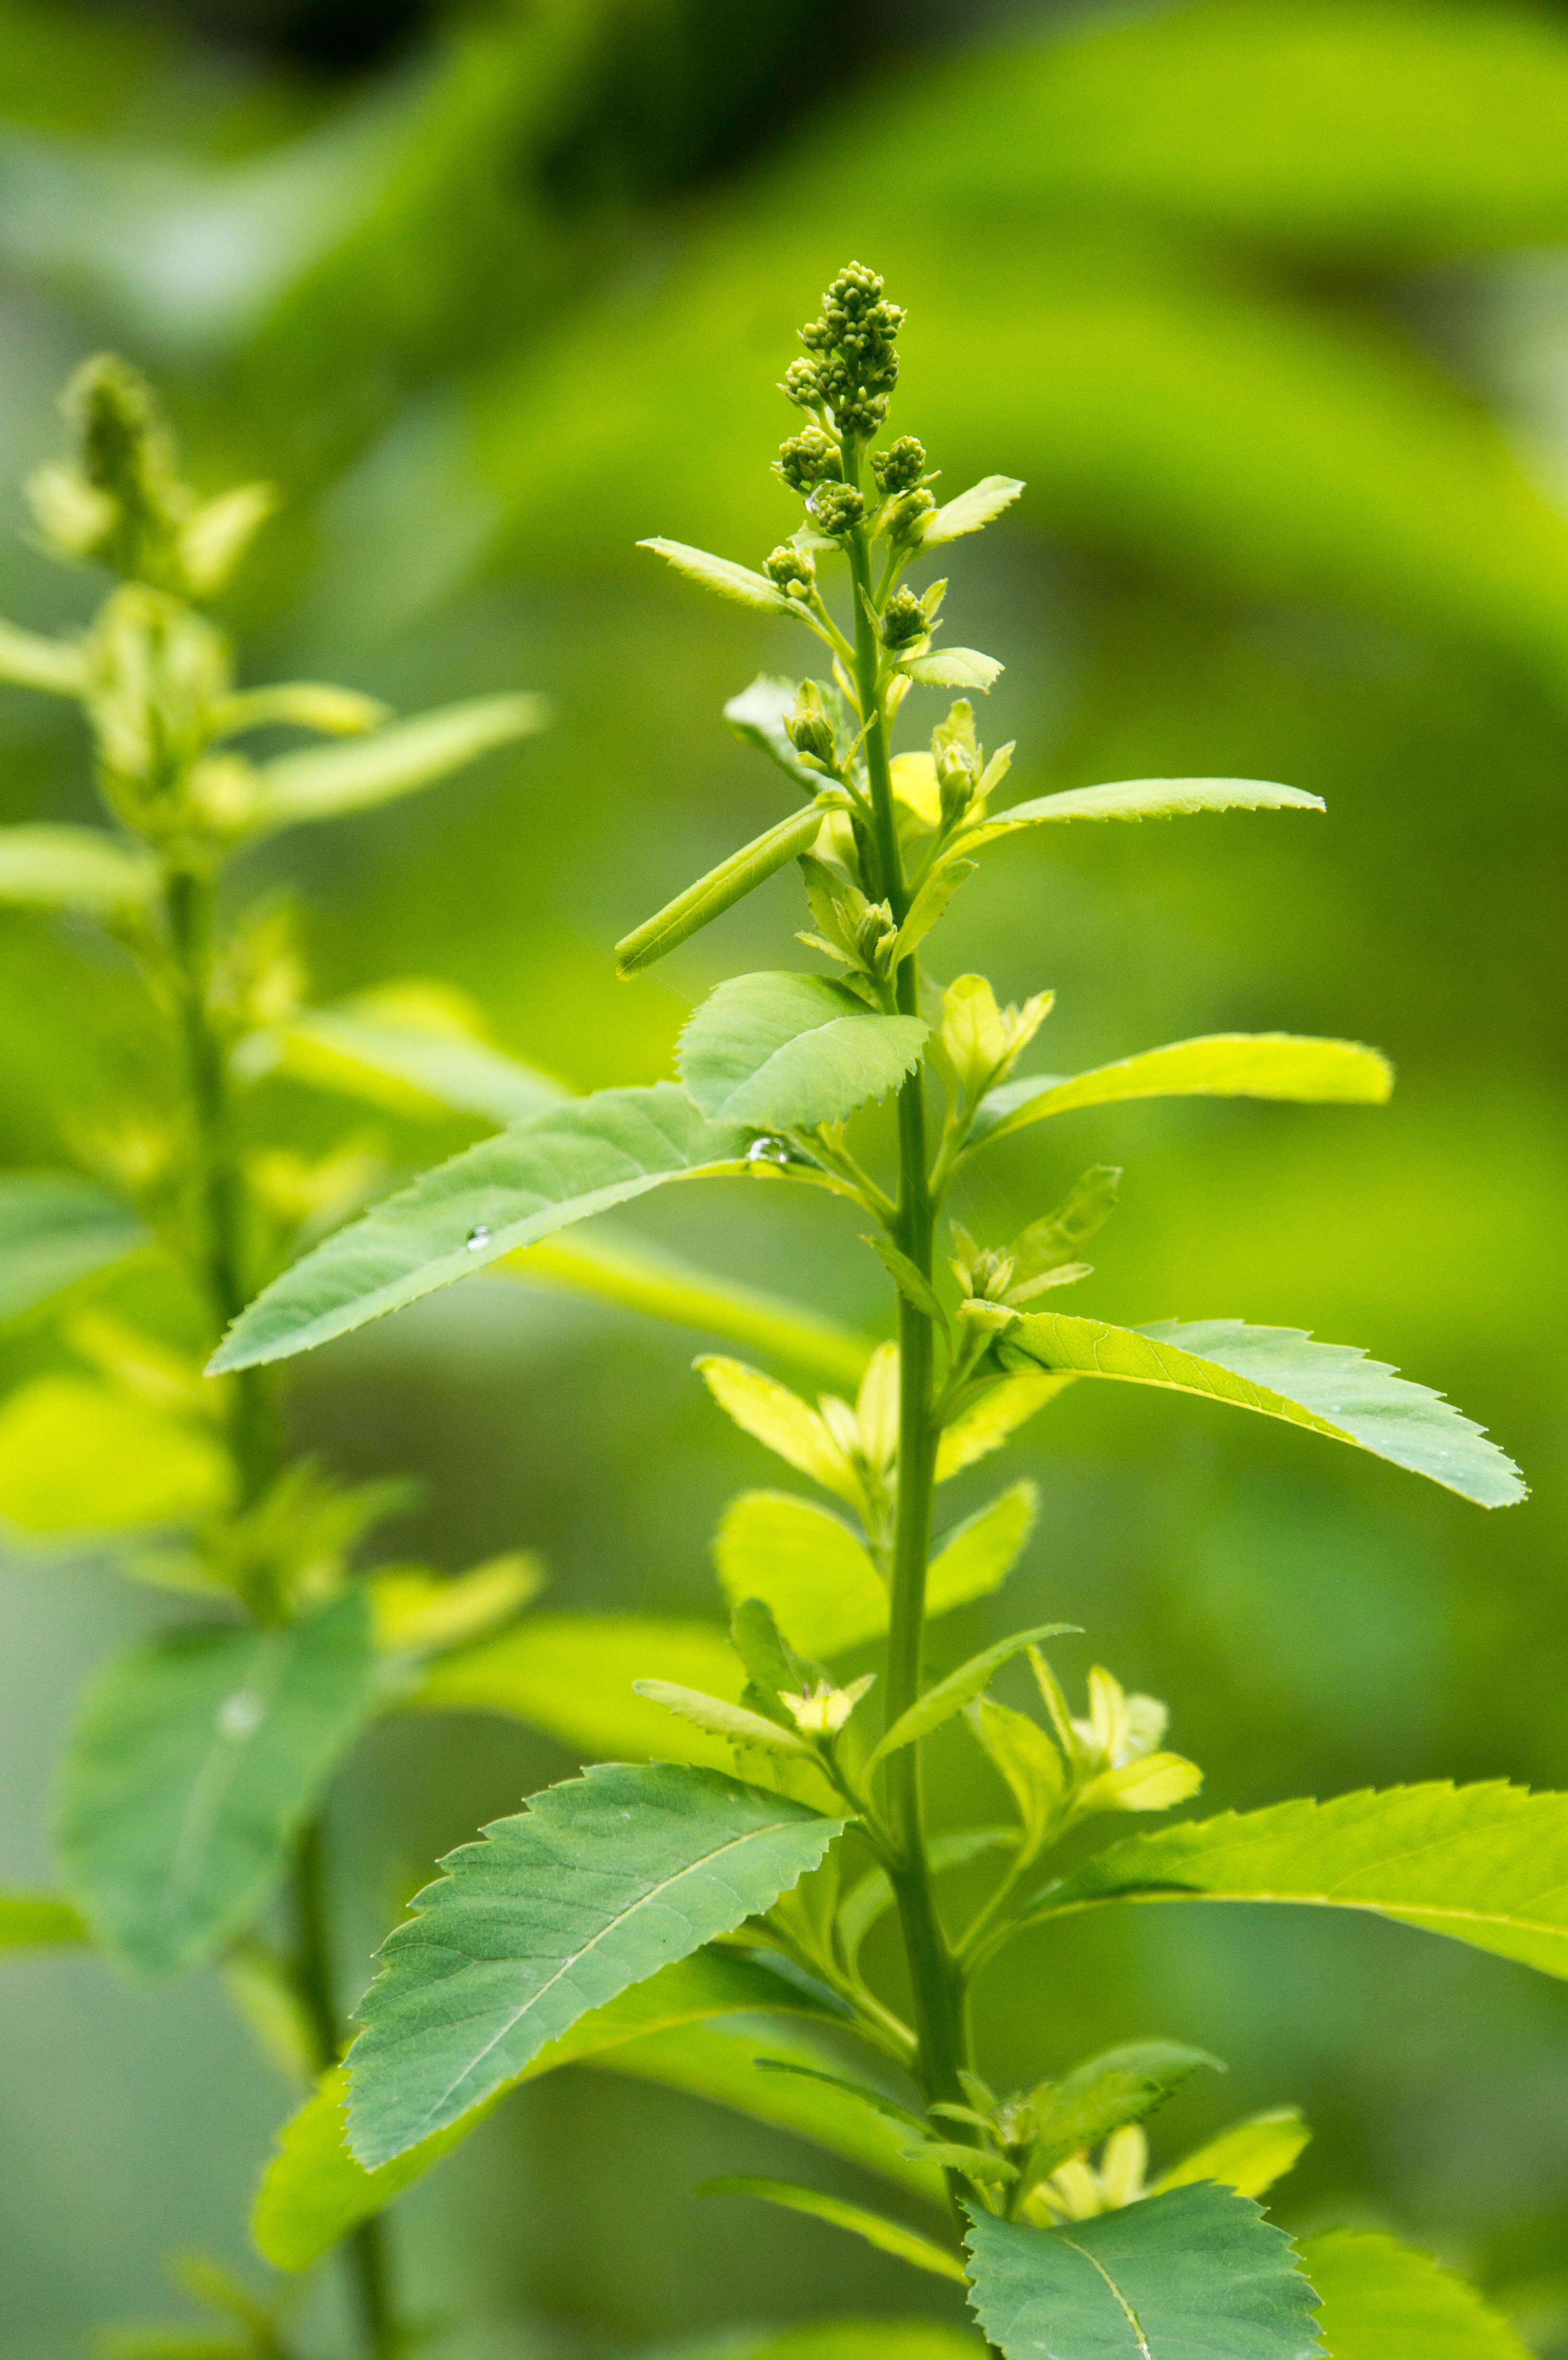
[294, 1821, 399, 2360]
[844, 472, 974, 2139]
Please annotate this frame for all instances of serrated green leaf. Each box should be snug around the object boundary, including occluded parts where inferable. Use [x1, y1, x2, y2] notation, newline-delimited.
[922, 477, 1025, 547]
[715, 1491, 885, 1658]
[346, 1762, 844, 2166]
[679, 971, 928, 1131]
[0, 1375, 231, 1532]
[967, 776, 1323, 843]
[1004, 1314, 1525, 1507]
[0, 1891, 91, 1948]
[0, 1172, 148, 1324]
[1023, 2041, 1221, 2187]
[867, 1621, 1076, 1777]
[934, 1371, 1074, 1481]
[639, 537, 794, 613]
[703, 2178, 965, 2281]
[0, 616, 87, 695]
[927, 1482, 1039, 1618]
[900, 649, 1003, 691]
[1154, 2109, 1310, 2202]
[209, 1085, 749, 1372]
[0, 824, 158, 917]
[1304, 2228, 1534, 2360]
[617, 802, 833, 978]
[697, 1355, 861, 1505]
[57, 1589, 379, 1980]
[969, 1033, 1392, 1152]
[724, 675, 822, 790]
[636, 1679, 816, 1755]
[966, 2181, 1323, 2360]
[253, 1946, 838, 2271]
[1030, 1781, 1568, 1975]
[246, 693, 546, 834]
[408, 1612, 744, 1768]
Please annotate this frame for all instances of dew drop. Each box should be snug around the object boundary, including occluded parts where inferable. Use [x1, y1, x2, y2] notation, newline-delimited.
[218, 1689, 264, 1740]
[746, 1136, 791, 1168]
[466, 1224, 492, 1252]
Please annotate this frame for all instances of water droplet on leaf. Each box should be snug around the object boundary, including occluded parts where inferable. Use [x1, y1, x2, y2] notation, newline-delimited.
[746, 1136, 791, 1168]
[218, 1689, 264, 1740]
[466, 1224, 491, 1251]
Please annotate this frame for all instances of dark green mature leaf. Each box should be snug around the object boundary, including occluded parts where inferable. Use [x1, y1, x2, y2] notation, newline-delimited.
[346, 1762, 844, 2167]
[679, 972, 928, 1130]
[966, 2183, 1323, 2360]
[0, 1892, 91, 1948]
[1022, 2042, 1220, 2186]
[1005, 1315, 1524, 1507]
[254, 1946, 842, 2271]
[246, 693, 546, 834]
[1030, 1782, 1568, 1976]
[0, 1172, 147, 1324]
[56, 1590, 378, 1980]
[0, 824, 157, 917]
[1304, 2229, 1534, 2360]
[209, 1085, 750, 1372]
[704, 2178, 966, 2281]
[968, 1032, 1392, 1151]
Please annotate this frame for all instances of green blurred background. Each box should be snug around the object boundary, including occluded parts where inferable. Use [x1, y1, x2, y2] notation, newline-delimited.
[3, 0, 1568, 2352]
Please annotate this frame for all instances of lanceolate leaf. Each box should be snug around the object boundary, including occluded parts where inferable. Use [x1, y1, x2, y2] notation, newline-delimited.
[0, 1892, 91, 1948]
[1004, 1314, 1525, 1507]
[1303, 2228, 1535, 2360]
[1022, 2041, 1220, 2186]
[250, 1006, 567, 1125]
[56, 1590, 379, 1980]
[1029, 1782, 1568, 1976]
[408, 1613, 745, 1768]
[0, 824, 158, 918]
[345, 1762, 845, 2167]
[866, 1622, 1078, 1776]
[1154, 2110, 1311, 2202]
[0, 1172, 147, 1324]
[968, 1032, 1392, 1152]
[638, 537, 795, 613]
[246, 694, 546, 834]
[716, 1492, 885, 1658]
[679, 971, 928, 1131]
[934, 1370, 1074, 1480]
[965, 2182, 1323, 2360]
[254, 1946, 841, 2271]
[635, 1680, 815, 1755]
[209, 1086, 750, 1372]
[966, 776, 1323, 842]
[922, 476, 1026, 546]
[927, 1482, 1039, 1618]
[703, 2178, 965, 2282]
[616, 802, 833, 978]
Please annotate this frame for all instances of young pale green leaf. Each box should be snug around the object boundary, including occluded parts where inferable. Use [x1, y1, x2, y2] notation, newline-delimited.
[968, 1698, 1066, 1857]
[245, 693, 546, 835]
[891, 857, 977, 963]
[0, 615, 88, 694]
[635, 1680, 816, 1756]
[1154, 2110, 1310, 2202]
[716, 1492, 885, 1658]
[209, 682, 387, 740]
[753, 2059, 928, 2139]
[368, 1553, 544, 1656]
[639, 537, 795, 613]
[969, 1033, 1393, 1152]
[1004, 1314, 1525, 1507]
[209, 1085, 750, 1373]
[0, 1172, 148, 1324]
[409, 1613, 745, 1768]
[254, 1945, 839, 2271]
[679, 971, 928, 1131]
[57, 1590, 379, 1980]
[865, 1234, 950, 1333]
[967, 776, 1323, 844]
[1023, 2042, 1221, 2186]
[0, 825, 158, 918]
[1030, 1781, 1568, 1976]
[927, 1482, 1039, 1618]
[250, 1005, 567, 1125]
[866, 1622, 1077, 1777]
[0, 1376, 231, 1533]
[617, 802, 834, 979]
[900, 649, 1004, 691]
[934, 1371, 1075, 1481]
[697, 1356, 862, 1506]
[703, 2178, 966, 2282]
[1303, 2229, 1534, 2360]
[724, 676, 823, 789]
[922, 476, 1026, 547]
[966, 2182, 1323, 2360]
[346, 1762, 844, 2166]
[0, 1892, 91, 1948]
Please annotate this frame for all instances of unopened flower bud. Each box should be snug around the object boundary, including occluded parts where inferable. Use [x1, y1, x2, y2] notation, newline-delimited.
[776, 426, 841, 494]
[970, 1247, 1016, 1301]
[882, 488, 936, 551]
[785, 683, 837, 767]
[781, 1674, 875, 1736]
[780, 357, 821, 409]
[808, 482, 865, 538]
[765, 545, 815, 600]
[937, 742, 981, 821]
[854, 900, 897, 970]
[880, 587, 927, 649]
[872, 436, 926, 495]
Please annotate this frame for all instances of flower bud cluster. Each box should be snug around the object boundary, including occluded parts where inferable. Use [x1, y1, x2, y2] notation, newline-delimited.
[880, 586, 928, 649]
[764, 545, 816, 601]
[776, 425, 841, 495]
[807, 482, 865, 539]
[785, 681, 838, 768]
[796, 262, 905, 442]
[871, 436, 926, 494]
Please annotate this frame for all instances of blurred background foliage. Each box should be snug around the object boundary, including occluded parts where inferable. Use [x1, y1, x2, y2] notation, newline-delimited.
[2, 0, 1568, 2353]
